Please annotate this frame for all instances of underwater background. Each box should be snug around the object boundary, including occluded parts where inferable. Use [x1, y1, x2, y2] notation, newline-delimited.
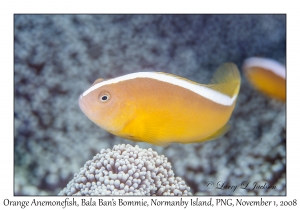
[14, 14, 286, 195]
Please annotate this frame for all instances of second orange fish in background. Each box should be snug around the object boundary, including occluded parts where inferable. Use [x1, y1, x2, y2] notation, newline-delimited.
[242, 57, 286, 102]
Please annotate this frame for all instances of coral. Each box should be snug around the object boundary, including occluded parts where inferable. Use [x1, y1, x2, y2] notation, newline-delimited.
[59, 144, 192, 196]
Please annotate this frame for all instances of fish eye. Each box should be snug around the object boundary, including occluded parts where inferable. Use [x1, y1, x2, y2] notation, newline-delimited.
[99, 92, 110, 102]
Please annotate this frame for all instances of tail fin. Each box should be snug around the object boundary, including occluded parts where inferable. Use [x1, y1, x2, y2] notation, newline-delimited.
[206, 62, 241, 98]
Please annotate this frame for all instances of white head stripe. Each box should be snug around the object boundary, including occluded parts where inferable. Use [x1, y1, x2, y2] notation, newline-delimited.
[83, 72, 237, 106]
[243, 57, 286, 79]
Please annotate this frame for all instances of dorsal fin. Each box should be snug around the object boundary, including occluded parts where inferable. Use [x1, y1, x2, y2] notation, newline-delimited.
[156, 72, 200, 85]
[91, 78, 104, 86]
[205, 62, 241, 98]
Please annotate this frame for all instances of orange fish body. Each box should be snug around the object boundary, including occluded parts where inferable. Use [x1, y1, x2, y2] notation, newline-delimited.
[243, 57, 286, 102]
[79, 63, 241, 146]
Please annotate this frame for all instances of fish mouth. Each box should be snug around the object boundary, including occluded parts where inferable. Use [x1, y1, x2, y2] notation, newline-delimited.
[78, 94, 95, 114]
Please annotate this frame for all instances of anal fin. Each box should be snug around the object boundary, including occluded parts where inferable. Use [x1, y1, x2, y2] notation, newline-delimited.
[185, 123, 230, 144]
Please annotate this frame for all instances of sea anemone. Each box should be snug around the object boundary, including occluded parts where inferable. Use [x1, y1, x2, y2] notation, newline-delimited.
[59, 144, 192, 195]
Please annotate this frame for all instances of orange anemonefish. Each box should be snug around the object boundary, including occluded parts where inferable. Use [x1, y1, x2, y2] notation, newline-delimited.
[242, 57, 286, 102]
[79, 63, 241, 146]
